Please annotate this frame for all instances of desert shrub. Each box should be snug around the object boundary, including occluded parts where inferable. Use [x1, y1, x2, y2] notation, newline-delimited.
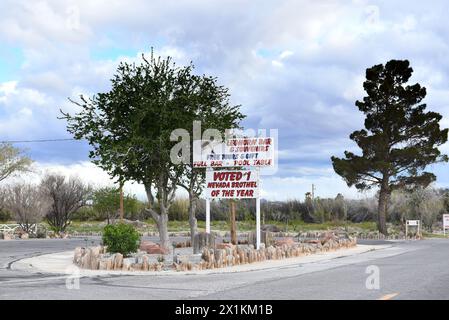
[168, 198, 189, 221]
[102, 223, 140, 256]
[72, 206, 96, 221]
[0, 209, 11, 222]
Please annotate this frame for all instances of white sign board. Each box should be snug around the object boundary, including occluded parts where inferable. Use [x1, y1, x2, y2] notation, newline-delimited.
[405, 220, 421, 239]
[206, 169, 259, 199]
[443, 214, 449, 236]
[193, 137, 275, 168]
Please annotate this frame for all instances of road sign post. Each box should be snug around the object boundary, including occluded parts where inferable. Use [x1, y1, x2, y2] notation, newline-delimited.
[406, 220, 420, 239]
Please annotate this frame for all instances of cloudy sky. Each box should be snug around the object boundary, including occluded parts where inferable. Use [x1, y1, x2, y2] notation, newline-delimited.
[1, 0, 448, 201]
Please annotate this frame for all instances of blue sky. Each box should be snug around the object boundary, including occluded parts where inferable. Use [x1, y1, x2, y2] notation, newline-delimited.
[0, 0, 448, 200]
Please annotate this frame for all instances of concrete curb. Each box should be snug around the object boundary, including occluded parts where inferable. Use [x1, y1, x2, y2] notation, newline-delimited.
[11, 244, 390, 277]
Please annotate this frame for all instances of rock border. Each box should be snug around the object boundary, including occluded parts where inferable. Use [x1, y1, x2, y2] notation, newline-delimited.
[73, 233, 357, 272]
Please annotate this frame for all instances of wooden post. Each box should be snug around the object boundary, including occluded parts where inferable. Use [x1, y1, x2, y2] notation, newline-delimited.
[206, 198, 210, 233]
[119, 184, 124, 221]
[230, 200, 237, 245]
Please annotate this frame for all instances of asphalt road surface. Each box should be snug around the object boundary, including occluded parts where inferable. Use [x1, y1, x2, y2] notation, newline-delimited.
[0, 238, 448, 300]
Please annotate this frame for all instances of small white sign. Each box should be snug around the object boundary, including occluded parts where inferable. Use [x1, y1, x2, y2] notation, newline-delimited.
[406, 220, 419, 226]
[206, 169, 259, 199]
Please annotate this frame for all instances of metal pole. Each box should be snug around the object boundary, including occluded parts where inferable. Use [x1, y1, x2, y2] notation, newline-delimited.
[206, 198, 210, 234]
[256, 196, 261, 250]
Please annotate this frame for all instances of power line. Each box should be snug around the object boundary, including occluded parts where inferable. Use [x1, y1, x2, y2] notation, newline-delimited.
[0, 138, 79, 143]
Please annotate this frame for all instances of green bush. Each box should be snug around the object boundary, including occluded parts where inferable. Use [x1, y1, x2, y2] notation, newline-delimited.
[102, 223, 140, 256]
[72, 206, 96, 221]
[0, 209, 11, 222]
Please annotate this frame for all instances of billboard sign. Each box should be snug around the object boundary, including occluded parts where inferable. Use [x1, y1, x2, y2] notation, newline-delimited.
[193, 137, 275, 168]
[205, 169, 259, 199]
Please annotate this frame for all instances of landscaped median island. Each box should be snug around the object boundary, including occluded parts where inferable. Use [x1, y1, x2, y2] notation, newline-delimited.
[72, 231, 357, 272]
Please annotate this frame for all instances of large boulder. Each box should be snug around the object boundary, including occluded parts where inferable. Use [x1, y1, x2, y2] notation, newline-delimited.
[139, 241, 169, 254]
[275, 237, 295, 247]
[215, 243, 234, 250]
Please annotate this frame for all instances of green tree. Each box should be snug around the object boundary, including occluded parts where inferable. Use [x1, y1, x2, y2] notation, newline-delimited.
[92, 187, 140, 223]
[331, 60, 448, 235]
[61, 50, 242, 249]
[176, 81, 245, 244]
[0, 143, 32, 183]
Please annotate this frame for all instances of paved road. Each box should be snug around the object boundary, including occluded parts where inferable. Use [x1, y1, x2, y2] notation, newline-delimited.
[0, 238, 448, 299]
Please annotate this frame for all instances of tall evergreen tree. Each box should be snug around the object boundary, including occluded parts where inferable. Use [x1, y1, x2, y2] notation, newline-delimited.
[331, 60, 448, 235]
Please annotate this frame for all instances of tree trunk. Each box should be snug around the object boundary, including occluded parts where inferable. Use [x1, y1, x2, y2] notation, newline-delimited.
[157, 209, 170, 250]
[144, 183, 171, 250]
[188, 191, 197, 246]
[377, 179, 389, 235]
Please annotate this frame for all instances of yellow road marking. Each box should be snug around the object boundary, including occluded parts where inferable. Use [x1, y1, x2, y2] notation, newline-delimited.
[378, 292, 399, 300]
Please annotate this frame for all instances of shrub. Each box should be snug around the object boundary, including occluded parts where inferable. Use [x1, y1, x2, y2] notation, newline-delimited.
[72, 206, 96, 221]
[102, 223, 140, 256]
[0, 209, 11, 222]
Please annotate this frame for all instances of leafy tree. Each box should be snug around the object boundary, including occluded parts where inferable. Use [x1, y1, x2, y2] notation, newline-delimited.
[176, 79, 244, 244]
[41, 173, 92, 233]
[92, 187, 140, 223]
[61, 50, 240, 249]
[332, 60, 448, 234]
[0, 143, 32, 183]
